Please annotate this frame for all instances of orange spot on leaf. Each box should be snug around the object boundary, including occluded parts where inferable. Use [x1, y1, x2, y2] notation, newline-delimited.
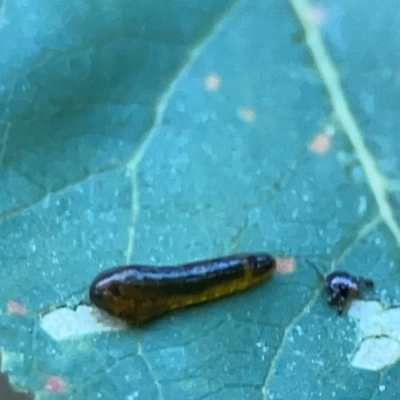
[277, 257, 296, 274]
[310, 134, 331, 154]
[310, 126, 335, 154]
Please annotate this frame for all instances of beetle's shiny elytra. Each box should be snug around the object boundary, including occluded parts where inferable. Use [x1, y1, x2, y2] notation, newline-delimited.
[326, 271, 374, 315]
[90, 253, 276, 325]
[306, 260, 374, 315]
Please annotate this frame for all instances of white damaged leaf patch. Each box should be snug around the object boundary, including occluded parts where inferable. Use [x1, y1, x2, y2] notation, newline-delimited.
[41, 305, 127, 340]
[349, 300, 400, 371]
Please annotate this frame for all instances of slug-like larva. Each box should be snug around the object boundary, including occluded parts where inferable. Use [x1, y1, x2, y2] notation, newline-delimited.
[90, 253, 276, 325]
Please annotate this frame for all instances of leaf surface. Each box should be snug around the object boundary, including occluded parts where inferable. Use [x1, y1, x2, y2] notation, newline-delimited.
[1, 0, 400, 399]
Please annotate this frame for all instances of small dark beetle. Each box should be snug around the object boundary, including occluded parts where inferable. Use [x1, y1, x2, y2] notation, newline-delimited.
[326, 271, 374, 315]
[307, 261, 374, 315]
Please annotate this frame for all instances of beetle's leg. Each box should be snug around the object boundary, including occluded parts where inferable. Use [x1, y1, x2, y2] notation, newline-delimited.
[337, 295, 344, 315]
[358, 277, 377, 301]
[360, 277, 374, 288]
[327, 285, 340, 305]
[328, 295, 336, 305]
[305, 260, 325, 281]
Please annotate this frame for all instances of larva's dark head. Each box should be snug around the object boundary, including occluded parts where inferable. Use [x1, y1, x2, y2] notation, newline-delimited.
[247, 253, 276, 277]
[89, 266, 134, 318]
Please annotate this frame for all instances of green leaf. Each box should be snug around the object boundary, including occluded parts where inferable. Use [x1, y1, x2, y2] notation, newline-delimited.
[1, 0, 400, 398]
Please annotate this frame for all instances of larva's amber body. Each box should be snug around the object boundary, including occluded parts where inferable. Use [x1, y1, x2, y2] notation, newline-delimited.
[89, 253, 276, 325]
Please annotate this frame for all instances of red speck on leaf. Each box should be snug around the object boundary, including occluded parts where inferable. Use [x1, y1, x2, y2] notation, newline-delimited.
[45, 376, 66, 393]
[7, 300, 27, 315]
